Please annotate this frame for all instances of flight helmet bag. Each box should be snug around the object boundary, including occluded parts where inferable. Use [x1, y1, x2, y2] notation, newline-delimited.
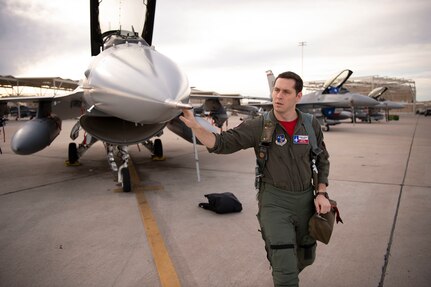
[308, 199, 343, 244]
[199, 192, 243, 214]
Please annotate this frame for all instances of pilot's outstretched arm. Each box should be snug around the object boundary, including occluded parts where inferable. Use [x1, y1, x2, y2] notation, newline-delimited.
[180, 109, 216, 149]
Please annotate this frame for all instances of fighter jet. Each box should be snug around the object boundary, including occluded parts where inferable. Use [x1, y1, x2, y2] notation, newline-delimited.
[0, 0, 217, 192]
[355, 87, 405, 122]
[264, 69, 379, 131]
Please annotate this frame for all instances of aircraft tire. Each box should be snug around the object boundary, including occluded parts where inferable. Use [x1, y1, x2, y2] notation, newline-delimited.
[121, 167, 131, 192]
[68, 143, 79, 164]
[154, 139, 163, 158]
[323, 125, 330, 132]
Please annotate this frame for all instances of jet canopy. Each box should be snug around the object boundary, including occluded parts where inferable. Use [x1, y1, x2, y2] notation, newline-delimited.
[91, 0, 155, 55]
[368, 87, 388, 100]
[322, 69, 353, 94]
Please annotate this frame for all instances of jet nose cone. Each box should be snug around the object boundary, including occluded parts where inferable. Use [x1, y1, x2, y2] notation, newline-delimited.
[350, 94, 379, 107]
[389, 102, 405, 109]
[85, 43, 190, 123]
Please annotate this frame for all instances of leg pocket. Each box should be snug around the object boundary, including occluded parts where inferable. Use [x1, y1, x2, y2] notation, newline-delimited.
[297, 241, 316, 272]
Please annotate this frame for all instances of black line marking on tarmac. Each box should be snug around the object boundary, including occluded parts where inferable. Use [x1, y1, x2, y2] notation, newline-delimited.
[331, 179, 403, 186]
[378, 116, 420, 287]
[331, 178, 431, 189]
[0, 172, 108, 197]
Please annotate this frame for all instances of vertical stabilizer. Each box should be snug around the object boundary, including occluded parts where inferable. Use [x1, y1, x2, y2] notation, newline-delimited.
[266, 70, 275, 100]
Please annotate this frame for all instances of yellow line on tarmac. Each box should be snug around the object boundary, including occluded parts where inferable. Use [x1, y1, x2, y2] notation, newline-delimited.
[128, 160, 181, 287]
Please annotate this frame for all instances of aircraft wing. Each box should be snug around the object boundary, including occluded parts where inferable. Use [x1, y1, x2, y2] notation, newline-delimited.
[0, 90, 81, 102]
[189, 88, 276, 124]
[0, 76, 84, 120]
[1, 90, 84, 120]
[189, 89, 244, 127]
[0, 76, 78, 90]
[190, 90, 244, 112]
[1, 95, 58, 102]
[190, 88, 243, 100]
[243, 101, 272, 111]
[190, 93, 244, 102]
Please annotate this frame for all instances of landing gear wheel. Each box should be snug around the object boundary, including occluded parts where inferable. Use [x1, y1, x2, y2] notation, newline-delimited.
[121, 167, 131, 192]
[68, 143, 79, 164]
[154, 139, 163, 158]
[323, 124, 330, 132]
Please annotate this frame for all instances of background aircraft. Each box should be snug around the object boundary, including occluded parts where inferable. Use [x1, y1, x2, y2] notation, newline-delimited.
[0, 0, 221, 192]
[9, 106, 37, 119]
[354, 87, 406, 122]
[261, 69, 379, 131]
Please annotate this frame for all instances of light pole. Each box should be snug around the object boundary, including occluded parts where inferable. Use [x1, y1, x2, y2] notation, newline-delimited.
[298, 41, 307, 79]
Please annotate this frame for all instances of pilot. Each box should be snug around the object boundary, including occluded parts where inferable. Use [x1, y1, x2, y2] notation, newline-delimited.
[181, 71, 331, 286]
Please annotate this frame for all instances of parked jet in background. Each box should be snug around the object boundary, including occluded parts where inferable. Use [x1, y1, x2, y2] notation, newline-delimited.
[0, 0, 219, 192]
[355, 87, 405, 122]
[7, 105, 37, 120]
[264, 70, 378, 131]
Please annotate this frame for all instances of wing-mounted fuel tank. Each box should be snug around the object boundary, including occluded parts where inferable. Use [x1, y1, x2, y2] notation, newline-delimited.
[11, 101, 61, 155]
[167, 115, 218, 144]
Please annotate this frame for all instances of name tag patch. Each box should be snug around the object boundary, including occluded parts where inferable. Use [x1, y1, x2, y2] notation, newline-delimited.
[276, 134, 287, 146]
[293, 135, 309, 144]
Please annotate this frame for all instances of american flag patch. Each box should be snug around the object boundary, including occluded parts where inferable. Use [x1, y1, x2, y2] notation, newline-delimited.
[293, 135, 309, 144]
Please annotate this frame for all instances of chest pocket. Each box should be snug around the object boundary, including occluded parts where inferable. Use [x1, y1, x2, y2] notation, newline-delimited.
[293, 142, 311, 159]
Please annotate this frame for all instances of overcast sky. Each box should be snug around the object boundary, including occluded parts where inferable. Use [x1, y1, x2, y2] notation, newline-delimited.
[1, 0, 430, 101]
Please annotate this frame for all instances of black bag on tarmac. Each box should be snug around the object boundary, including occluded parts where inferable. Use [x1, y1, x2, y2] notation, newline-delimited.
[199, 192, 243, 214]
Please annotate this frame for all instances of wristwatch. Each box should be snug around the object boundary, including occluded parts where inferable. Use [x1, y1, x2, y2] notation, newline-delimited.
[314, 191, 329, 199]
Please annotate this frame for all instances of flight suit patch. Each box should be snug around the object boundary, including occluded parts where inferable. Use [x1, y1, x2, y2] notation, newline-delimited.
[293, 135, 309, 144]
[275, 134, 287, 146]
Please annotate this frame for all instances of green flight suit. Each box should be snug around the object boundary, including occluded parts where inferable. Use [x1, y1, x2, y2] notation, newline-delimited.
[208, 109, 330, 287]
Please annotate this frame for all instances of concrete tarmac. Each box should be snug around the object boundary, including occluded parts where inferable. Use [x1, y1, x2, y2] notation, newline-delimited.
[0, 114, 430, 287]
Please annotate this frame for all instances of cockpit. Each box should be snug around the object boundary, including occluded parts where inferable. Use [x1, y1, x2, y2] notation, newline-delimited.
[102, 29, 150, 49]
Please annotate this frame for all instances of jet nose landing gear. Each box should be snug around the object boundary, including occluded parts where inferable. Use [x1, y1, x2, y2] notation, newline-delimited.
[120, 166, 131, 193]
[107, 144, 132, 192]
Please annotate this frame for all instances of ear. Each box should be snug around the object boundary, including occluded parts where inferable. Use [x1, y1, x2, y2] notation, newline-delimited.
[296, 91, 303, 103]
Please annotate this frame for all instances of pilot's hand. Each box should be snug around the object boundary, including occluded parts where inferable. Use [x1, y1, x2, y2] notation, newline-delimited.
[180, 108, 217, 149]
[314, 195, 331, 214]
[180, 108, 199, 129]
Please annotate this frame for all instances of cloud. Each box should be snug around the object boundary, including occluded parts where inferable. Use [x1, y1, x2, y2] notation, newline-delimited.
[1, 0, 430, 101]
[0, 0, 90, 77]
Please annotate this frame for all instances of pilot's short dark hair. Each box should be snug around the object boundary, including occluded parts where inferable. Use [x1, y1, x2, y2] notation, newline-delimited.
[275, 71, 303, 93]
